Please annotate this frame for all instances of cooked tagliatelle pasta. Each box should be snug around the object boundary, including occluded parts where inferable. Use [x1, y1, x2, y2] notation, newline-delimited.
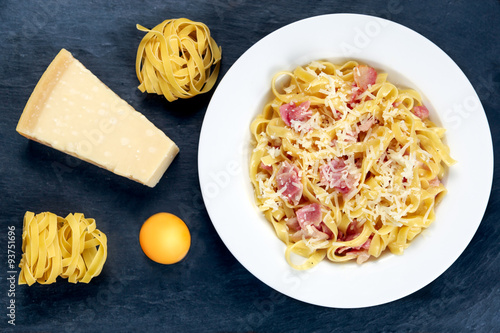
[250, 60, 455, 270]
[136, 18, 222, 102]
[19, 212, 107, 285]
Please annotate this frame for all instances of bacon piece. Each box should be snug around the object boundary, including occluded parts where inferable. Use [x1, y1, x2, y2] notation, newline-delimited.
[289, 204, 333, 242]
[353, 65, 377, 92]
[336, 221, 372, 261]
[276, 161, 303, 205]
[412, 105, 429, 120]
[332, 109, 343, 120]
[290, 227, 329, 242]
[349, 66, 377, 108]
[337, 220, 362, 244]
[355, 237, 372, 251]
[319, 222, 333, 239]
[319, 158, 357, 194]
[348, 85, 362, 109]
[286, 217, 300, 231]
[354, 251, 371, 264]
[337, 220, 361, 254]
[259, 162, 273, 173]
[344, 131, 358, 143]
[279, 101, 312, 126]
[296, 203, 322, 228]
[429, 177, 441, 187]
[358, 116, 375, 132]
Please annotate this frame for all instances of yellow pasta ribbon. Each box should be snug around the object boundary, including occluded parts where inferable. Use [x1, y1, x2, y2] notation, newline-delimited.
[250, 60, 456, 269]
[18, 212, 107, 285]
[136, 18, 222, 102]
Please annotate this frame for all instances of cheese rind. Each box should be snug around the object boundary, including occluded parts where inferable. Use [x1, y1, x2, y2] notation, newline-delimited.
[17, 49, 179, 187]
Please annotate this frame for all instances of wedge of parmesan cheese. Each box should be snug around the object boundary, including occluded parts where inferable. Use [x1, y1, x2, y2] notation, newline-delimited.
[16, 49, 179, 187]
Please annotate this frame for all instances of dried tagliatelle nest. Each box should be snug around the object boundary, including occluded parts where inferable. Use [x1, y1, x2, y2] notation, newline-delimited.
[18, 211, 107, 285]
[136, 18, 222, 102]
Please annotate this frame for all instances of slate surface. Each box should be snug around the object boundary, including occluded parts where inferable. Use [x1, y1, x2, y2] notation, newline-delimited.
[0, 0, 499, 332]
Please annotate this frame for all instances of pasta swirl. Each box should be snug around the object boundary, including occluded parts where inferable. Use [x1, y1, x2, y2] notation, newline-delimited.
[19, 212, 107, 285]
[136, 18, 222, 102]
[250, 60, 455, 269]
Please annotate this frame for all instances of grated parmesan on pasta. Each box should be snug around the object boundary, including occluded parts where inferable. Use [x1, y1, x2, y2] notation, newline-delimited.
[249, 60, 455, 269]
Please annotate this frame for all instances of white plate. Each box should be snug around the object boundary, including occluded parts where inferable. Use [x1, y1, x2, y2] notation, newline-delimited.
[198, 14, 493, 308]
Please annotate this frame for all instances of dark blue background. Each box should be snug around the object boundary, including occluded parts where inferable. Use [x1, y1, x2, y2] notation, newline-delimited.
[1, 0, 499, 332]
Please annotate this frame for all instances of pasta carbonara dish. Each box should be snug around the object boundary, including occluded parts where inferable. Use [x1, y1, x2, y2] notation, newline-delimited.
[250, 60, 455, 270]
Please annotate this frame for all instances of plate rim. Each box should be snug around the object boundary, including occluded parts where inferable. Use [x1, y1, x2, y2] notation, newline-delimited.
[198, 13, 494, 308]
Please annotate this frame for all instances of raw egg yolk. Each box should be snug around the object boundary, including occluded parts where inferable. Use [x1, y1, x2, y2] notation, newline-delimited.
[139, 213, 191, 264]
